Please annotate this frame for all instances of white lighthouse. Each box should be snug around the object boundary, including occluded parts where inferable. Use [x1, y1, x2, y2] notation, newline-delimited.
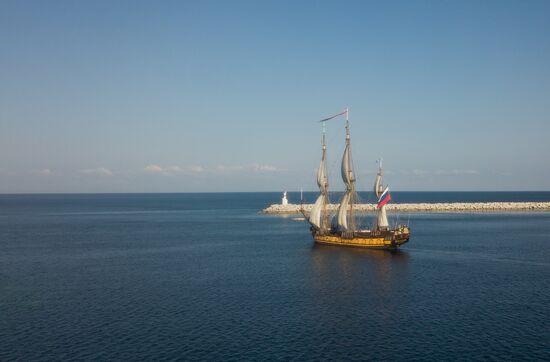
[281, 191, 288, 205]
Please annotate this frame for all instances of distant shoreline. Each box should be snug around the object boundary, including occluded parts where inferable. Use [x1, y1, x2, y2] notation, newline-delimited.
[262, 202, 550, 214]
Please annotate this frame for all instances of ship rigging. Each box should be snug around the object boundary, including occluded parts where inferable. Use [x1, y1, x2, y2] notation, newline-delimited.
[303, 109, 410, 250]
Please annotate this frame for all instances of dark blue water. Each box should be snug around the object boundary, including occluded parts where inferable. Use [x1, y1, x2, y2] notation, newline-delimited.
[1, 193, 549, 361]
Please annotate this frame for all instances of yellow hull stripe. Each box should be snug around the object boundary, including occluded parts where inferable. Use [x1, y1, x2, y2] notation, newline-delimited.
[314, 235, 401, 248]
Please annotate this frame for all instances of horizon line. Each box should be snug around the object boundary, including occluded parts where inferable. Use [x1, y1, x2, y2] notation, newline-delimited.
[2, 190, 550, 195]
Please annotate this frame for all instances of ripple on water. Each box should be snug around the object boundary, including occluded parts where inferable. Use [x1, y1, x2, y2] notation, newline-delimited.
[1, 194, 549, 360]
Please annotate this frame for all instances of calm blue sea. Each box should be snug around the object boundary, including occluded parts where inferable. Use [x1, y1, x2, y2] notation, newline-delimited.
[1, 192, 549, 361]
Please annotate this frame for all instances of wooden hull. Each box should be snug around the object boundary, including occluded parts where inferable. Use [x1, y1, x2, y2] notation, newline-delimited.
[312, 227, 410, 250]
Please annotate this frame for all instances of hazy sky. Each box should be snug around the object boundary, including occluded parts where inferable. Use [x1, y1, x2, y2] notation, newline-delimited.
[1, 0, 549, 192]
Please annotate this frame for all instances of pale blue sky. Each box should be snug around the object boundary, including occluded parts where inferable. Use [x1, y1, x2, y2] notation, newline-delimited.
[1, 0, 549, 192]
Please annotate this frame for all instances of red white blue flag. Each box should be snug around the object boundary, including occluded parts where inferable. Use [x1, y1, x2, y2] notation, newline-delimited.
[377, 186, 391, 208]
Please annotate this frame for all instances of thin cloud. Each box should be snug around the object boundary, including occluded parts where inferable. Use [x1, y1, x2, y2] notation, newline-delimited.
[189, 165, 205, 173]
[400, 169, 426, 176]
[251, 163, 278, 172]
[493, 170, 512, 176]
[32, 169, 54, 176]
[143, 163, 281, 175]
[144, 164, 164, 173]
[215, 163, 280, 173]
[215, 165, 245, 172]
[398, 169, 479, 176]
[143, 164, 190, 176]
[435, 169, 479, 175]
[79, 167, 113, 177]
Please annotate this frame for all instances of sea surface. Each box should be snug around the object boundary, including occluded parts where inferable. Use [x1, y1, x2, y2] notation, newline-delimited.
[1, 192, 549, 361]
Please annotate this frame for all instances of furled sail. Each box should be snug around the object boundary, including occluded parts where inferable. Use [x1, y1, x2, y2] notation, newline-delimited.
[374, 173, 382, 195]
[337, 192, 350, 230]
[374, 161, 389, 229]
[377, 205, 389, 229]
[337, 120, 356, 231]
[317, 150, 328, 194]
[341, 143, 355, 189]
[309, 130, 329, 231]
[309, 194, 325, 229]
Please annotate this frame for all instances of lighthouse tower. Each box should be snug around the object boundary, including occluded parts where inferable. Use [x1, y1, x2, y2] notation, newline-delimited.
[281, 191, 288, 205]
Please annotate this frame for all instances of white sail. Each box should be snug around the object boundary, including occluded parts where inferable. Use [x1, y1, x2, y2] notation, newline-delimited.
[317, 154, 328, 194]
[309, 128, 329, 231]
[374, 161, 389, 229]
[341, 143, 355, 188]
[337, 192, 350, 230]
[377, 203, 389, 228]
[309, 194, 325, 229]
[374, 173, 382, 195]
[374, 159, 383, 197]
[337, 118, 355, 231]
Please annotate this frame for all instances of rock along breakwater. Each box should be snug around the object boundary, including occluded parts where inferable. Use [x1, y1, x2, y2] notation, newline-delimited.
[262, 202, 550, 214]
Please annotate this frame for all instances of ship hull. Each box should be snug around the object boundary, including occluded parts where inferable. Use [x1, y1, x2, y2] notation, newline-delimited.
[312, 227, 410, 250]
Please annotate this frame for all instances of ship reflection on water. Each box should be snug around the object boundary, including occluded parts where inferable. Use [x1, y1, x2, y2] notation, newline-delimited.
[310, 243, 410, 280]
[308, 244, 411, 323]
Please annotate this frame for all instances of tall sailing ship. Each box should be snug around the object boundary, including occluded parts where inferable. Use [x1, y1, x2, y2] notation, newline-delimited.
[304, 109, 410, 250]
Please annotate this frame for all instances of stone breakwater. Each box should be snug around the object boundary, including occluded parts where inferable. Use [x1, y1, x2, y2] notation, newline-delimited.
[262, 202, 550, 214]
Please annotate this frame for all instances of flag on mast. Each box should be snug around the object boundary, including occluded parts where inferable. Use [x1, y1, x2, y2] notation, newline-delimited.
[377, 186, 391, 208]
[319, 109, 348, 122]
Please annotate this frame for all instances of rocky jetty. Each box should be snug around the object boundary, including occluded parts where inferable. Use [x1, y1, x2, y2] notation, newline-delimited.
[262, 202, 550, 214]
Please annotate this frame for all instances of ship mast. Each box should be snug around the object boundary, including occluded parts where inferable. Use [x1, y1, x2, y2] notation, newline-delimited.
[374, 158, 389, 230]
[308, 121, 329, 232]
[320, 122, 329, 230]
[337, 108, 356, 232]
